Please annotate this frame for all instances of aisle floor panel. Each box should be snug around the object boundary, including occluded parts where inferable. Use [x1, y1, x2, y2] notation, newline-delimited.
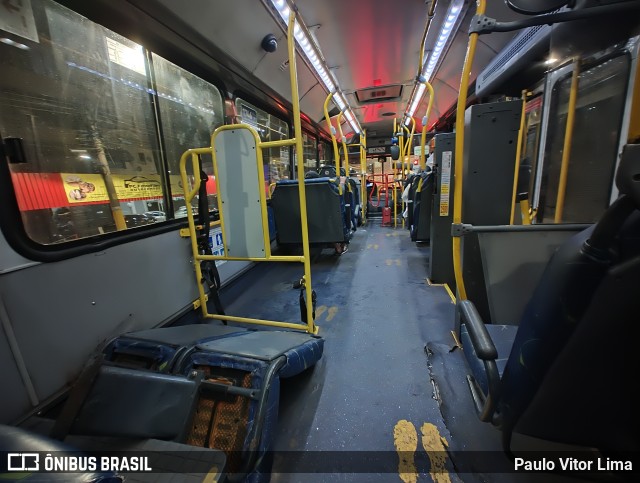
[219, 223, 460, 481]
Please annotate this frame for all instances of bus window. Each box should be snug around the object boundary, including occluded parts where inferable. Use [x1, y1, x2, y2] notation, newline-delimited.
[538, 54, 630, 223]
[0, 0, 164, 244]
[522, 94, 543, 202]
[235, 98, 289, 191]
[152, 54, 224, 218]
[292, 131, 318, 177]
[319, 139, 334, 167]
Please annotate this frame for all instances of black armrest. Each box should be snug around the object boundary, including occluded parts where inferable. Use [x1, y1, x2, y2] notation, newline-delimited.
[459, 300, 501, 423]
[459, 300, 498, 360]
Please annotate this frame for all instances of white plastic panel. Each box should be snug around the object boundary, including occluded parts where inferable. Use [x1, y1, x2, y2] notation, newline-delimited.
[215, 129, 267, 259]
[478, 229, 583, 325]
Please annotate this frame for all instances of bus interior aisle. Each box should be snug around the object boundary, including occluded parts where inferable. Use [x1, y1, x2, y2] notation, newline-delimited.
[218, 221, 511, 482]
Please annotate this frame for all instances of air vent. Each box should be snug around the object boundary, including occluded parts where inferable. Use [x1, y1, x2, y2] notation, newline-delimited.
[475, 7, 571, 97]
[354, 84, 403, 103]
[475, 25, 552, 97]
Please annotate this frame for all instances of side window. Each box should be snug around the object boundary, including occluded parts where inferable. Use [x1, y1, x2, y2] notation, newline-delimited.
[538, 55, 630, 223]
[0, 0, 225, 244]
[235, 98, 289, 192]
[520, 95, 543, 207]
[152, 54, 224, 218]
[303, 132, 318, 175]
[291, 131, 318, 178]
[0, 0, 163, 244]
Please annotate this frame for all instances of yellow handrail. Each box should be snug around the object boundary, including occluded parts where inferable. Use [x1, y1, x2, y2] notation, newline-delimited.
[361, 129, 367, 224]
[323, 92, 341, 173]
[453, 0, 486, 301]
[404, 121, 414, 160]
[287, 10, 316, 333]
[336, 111, 349, 175]
[417, 0, 438, 78]
[555, 58, 581, 223]
[419, 82, 435, 171]
[178, 10, 317, 333]
[398, 121, 405, 171]
[510, 89, 528, 225]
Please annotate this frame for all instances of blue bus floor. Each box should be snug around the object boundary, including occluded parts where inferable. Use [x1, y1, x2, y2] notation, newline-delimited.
[216, 223, 550, 482]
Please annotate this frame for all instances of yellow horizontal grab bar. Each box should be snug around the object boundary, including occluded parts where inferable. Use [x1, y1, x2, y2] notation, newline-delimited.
[261, 139, 297, 149]
[195, 254, 306, 263]
[204, 314, 313, 332]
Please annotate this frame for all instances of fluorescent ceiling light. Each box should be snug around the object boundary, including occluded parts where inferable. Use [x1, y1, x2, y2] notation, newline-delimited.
[422, 0, 464, 82]
[406, 82, 427, 119]
[269, 0, 361, 133]
[334, 93, 346, 111]
[0, 37, 29, 50]
[403, 0, 464, 122]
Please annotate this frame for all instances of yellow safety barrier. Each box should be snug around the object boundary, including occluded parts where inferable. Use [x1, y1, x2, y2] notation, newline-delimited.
[453, 0, 486, 301]
[179, 11, 317, 333]
[555, 58, 581, 223]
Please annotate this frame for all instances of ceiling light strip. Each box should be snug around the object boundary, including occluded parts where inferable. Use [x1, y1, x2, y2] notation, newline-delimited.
[268, 0, 361, 134]
[403, 0, 466, 123]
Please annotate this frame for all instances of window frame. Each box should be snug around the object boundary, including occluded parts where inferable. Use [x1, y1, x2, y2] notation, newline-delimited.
[0, 0, 227, 260]
[533, 51, 632, 222]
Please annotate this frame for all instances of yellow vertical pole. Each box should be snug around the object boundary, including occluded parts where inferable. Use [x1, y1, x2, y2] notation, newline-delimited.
[404, 121, 415, 159]
[361, 129, 367, 224]
[92, 132, 127, 230]
[336, 112, 344, 176]
[554, 58, 581, 223]
[510, 90, 528, 225]
[398, 121, 405, 173]
[323, 92, 340, 172]
[420, 82, 435, 171]
[628, 55, 640, 142]
[453, 0, 486, 301]
[520, 199, 532, 225]
[287, 11, 316, 333]
[336, 112, 348, 175]
[394, 178, 398, 228]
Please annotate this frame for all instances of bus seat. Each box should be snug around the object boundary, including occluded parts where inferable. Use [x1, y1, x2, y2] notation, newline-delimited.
[411, 171, 434, 241]
[176, 330, 323, 474]
[318, 165, 336, 177]
[459, 143, 640, 452]
[406, 174, 421, 229]
[271, 177, 350, 245]
[267, 204, 277, 242]
[187, 330, 324, 378]
[69, 365, 201, 441]
[104, 324, 249, 372]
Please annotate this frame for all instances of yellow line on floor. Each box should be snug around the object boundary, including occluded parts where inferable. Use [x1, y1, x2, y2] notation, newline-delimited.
[315, 305, 327, 319]
[326, 306, 338, 321]
[420, 423, 451, 483]
[393, 420, 418, 483]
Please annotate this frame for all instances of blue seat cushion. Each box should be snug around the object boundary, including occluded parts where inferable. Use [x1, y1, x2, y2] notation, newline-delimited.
[193, 331, 324, 378]
[104, 324, 248, 371]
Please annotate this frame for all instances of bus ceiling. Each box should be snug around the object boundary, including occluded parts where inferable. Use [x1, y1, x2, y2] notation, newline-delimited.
[73, 0, 640, 141]
[118, 0, 534, 139]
